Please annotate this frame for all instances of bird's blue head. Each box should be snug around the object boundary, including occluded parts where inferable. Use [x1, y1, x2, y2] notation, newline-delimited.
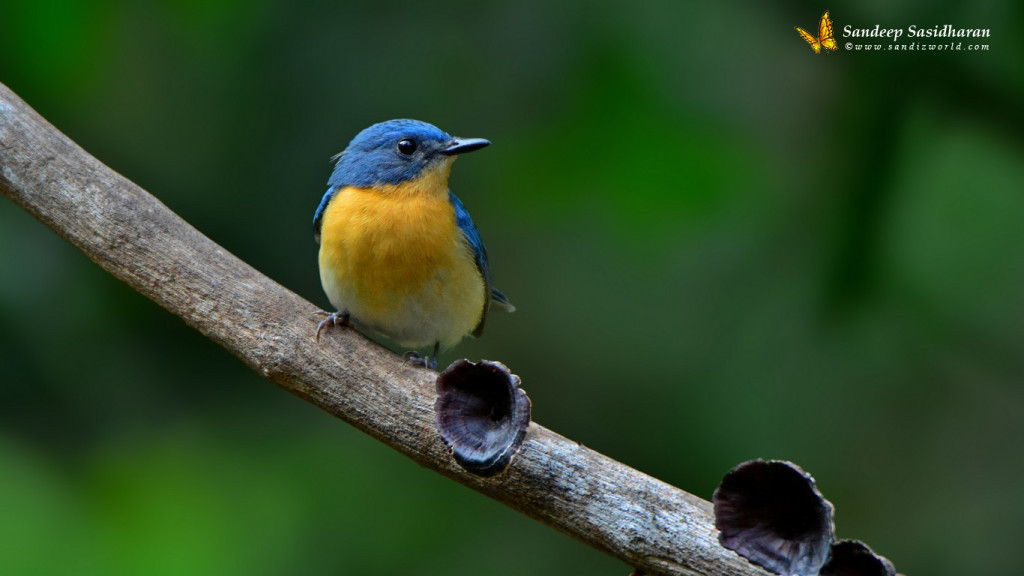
[327, 119, 490, 188]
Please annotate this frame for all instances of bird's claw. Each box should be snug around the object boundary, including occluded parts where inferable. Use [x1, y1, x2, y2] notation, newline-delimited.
[403, 350, 438, 371]
[315, 310, 350, 342]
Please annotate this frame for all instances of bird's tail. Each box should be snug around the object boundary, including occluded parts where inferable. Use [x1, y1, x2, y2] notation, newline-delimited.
[490, 288, 516, 313]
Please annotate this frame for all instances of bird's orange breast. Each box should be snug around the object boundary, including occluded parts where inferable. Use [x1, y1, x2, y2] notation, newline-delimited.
[317, 172, 486, 348]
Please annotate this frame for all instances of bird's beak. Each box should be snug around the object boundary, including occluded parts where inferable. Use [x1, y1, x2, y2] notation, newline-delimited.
[441, 137, 491, 156]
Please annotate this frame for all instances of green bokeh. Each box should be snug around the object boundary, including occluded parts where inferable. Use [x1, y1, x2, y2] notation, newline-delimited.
[2, 2, 1022, 575]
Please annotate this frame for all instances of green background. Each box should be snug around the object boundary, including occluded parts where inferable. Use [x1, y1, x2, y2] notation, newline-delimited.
[1, 2, 1022, 575]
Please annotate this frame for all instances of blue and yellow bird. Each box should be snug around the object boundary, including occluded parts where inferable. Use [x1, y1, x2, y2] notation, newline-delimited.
[313, 119, 513, 369]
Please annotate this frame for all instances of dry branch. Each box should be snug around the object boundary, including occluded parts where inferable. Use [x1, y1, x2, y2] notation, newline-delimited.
[0, 82, 770, 576]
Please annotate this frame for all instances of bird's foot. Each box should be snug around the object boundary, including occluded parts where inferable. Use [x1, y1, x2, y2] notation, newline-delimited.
[315, 310, 350, 342]
[403, 343, 439, 370]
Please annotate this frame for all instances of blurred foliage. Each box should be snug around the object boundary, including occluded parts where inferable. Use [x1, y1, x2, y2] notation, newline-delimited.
[2, 1, 1023, 575]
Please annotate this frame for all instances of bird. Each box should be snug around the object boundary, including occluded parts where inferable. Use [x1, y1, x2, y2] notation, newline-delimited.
[313, 119, 514, 370]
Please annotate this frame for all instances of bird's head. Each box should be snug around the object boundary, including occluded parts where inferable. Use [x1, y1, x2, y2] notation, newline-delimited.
[328, 119, 490, 189]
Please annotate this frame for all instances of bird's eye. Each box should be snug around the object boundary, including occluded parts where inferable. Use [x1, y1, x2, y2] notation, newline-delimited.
[397, 139, 417, 155]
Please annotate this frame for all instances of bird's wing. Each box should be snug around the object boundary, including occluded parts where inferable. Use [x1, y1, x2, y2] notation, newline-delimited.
[313, 186, 336, 244]
[448, 190, 514, 337]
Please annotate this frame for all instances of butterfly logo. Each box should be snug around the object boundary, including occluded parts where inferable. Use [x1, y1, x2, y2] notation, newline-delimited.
[795, 11, 837, 53]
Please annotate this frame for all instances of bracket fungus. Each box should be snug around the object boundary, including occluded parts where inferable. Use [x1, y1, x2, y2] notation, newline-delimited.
[820, 540, 896, 576]
[713, 459, 835, 576]
[434, 360, 531, 477]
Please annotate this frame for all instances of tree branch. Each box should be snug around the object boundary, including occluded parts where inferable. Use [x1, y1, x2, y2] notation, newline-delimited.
[0, 82, 768, 576]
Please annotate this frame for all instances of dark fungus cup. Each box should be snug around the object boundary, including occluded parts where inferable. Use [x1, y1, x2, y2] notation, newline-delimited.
[713, 459, 835, 576]
[434, 359, 531, 477]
